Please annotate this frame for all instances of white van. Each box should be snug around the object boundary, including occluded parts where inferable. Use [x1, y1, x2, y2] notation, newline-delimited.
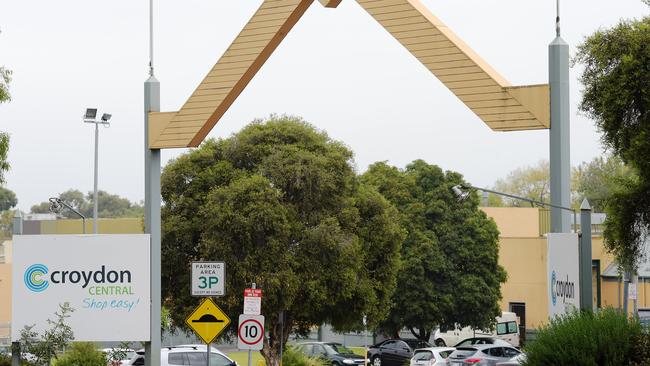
[432, 312, 520, 348]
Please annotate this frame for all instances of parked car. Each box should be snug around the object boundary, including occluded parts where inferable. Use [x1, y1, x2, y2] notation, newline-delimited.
[453, 338, 512, 348]
[495, 353, 526, 366]
[295, 342, 366, 366]
[127, 345, 236, 366]
[433, 312, 520, 348]
[410, 347, 456, 366]
[445, 344, 521, 366]
[367, 339, 432, 366]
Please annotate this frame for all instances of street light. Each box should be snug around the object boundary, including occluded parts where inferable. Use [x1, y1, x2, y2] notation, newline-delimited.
[49, 197, 86, 234]
[452, 184, 577, 232]
[83, 107, 111, 234]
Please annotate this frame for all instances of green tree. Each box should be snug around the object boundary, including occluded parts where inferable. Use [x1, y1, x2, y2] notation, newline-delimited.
[20, 303, 75, 366]
[161, 116, 404, 366]
[0, 187, 17, 211]
[1, 29, 12, 185]
[30, 189, 143, 218]
[361, 160, 506, 341]
[492, 160, 549, 207]
[573, 155, 635, 212]
[575, 12, 650, 270]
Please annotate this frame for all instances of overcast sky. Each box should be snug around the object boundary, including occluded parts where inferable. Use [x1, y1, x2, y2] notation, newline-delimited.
[0, 0, 647, 212]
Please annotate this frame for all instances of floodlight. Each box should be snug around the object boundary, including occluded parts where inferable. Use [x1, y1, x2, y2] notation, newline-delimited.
[85, 108, 98, 120]
[101, 113, 112, 122]
[452, 185, 470, 201]
[48, 197, 63, 214]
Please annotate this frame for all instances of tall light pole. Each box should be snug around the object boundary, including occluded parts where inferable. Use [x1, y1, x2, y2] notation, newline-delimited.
[83, 108, 111, 234]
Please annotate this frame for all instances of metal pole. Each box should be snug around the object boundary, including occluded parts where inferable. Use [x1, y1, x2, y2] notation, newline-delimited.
[144, 76, 161, 366]
[549, 2, 571, 234]
[248, 283, 256, 366]
[12, 211, 22, 366]
[207, 343, 211, 366]
[579, 199, 593, 311]
[93, 122, 99, 234]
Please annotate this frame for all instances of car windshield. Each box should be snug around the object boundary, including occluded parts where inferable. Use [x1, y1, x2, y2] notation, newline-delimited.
[449, 348, 477, 359]
[324, 344, 354, 355]
[412, 351, 434, 361]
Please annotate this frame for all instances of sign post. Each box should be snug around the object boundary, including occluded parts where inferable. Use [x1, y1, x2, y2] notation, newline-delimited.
[241, 284, 263, 366]
[185, 298, 231, 366]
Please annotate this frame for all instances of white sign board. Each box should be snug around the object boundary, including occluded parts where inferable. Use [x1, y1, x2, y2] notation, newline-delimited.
[547, 233, 580, 318]
[11, 235, 150, 341]
[243, 288, 262, 315]
[191, 262, 225, 297]
[238, 314, 264, 350]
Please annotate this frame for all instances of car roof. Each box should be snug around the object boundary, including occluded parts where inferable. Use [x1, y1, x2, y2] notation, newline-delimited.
[459, 343, 514, 350]
[455, 338, 512, 346]
[414, 347, 456, 353]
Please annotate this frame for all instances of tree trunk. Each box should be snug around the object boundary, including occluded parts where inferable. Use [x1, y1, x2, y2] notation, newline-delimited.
[261, 318, 293, 366]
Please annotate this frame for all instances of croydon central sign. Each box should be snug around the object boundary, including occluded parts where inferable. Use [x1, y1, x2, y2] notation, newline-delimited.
[12, 235, 150, 341]
[547, 233, 580, 318]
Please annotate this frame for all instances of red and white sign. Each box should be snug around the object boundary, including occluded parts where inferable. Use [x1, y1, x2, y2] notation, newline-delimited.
[243, 288, 262, 315]
[238, 314, 265, 350]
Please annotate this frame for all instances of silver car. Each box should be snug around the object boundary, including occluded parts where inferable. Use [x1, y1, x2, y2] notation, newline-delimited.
[446, 344, 521, 366]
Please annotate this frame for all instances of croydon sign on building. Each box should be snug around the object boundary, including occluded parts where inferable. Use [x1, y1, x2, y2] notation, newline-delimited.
[12, 234, 150, 341]
[547, 233, 580, 318]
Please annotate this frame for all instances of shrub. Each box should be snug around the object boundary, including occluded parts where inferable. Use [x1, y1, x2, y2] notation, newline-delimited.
[53, 342, 106, 366]
[282, 346, 324, 366]
[523, 308, 649, 366]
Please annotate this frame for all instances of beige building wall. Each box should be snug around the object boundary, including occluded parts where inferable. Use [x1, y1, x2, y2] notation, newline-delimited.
[482, 207, 540, 238]
[0, 254, 12, 342]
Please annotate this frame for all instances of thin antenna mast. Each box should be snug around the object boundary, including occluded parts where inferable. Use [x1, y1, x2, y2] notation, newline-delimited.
[149, 0, 154, 76]
[555, 0, 560, 37]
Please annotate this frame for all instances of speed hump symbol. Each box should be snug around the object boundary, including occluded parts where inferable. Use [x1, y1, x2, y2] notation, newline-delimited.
[237, 314, 264, 350]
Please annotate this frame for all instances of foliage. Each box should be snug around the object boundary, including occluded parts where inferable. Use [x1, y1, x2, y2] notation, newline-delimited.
[361, 160, 506, 340]
[105, 342, 133, 366]
[492, 160, 549, 207]
[52, 343, 106, 366]
[575, 14, 650, 270]
[523, 309, 650, 366]
[282, 347, 324, 366]
[0, 209, 14, 238]
[19, 303, 75, 366]
[161, 116, 404, 366]
[0, 132, 9, 186]
[30, 189, 143, 218]
[0, 187, 17, 211]
[573, 154, 635, 212]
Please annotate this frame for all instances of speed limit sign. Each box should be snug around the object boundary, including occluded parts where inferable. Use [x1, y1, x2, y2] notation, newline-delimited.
[238, 314, 264, 350]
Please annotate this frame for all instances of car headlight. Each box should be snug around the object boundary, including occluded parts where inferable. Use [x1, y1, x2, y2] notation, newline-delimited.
[342, 359, 355, 365]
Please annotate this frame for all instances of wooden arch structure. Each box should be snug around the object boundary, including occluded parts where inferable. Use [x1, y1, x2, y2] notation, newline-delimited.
[148, 0, 550, 149]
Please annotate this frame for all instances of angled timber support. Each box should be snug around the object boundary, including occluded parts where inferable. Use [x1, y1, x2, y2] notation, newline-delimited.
[149, 0, 551, 149]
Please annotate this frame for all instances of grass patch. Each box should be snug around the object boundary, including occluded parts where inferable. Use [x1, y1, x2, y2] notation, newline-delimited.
[226, 351, 266, 366]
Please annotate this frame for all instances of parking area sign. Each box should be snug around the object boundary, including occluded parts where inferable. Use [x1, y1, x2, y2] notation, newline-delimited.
[191, 262, 225, 297]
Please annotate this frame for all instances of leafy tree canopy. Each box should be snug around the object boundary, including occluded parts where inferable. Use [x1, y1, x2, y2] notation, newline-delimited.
[161, 116, 404, 366]
[31, 189, 143, 218]
[0, 186, 17, 211]
[575, 13, 650, 270]
[361, 160, 506, 341]
[573, 155, 635, 212]
[492, 160, 550, 207]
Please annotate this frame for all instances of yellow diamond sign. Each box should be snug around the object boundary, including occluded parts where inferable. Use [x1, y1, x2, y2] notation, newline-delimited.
[185, 298, 231, 344]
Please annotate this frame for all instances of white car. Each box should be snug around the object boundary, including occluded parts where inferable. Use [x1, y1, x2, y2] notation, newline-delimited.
[127, 345, 236, 366]
[410, 347, 455, 366]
